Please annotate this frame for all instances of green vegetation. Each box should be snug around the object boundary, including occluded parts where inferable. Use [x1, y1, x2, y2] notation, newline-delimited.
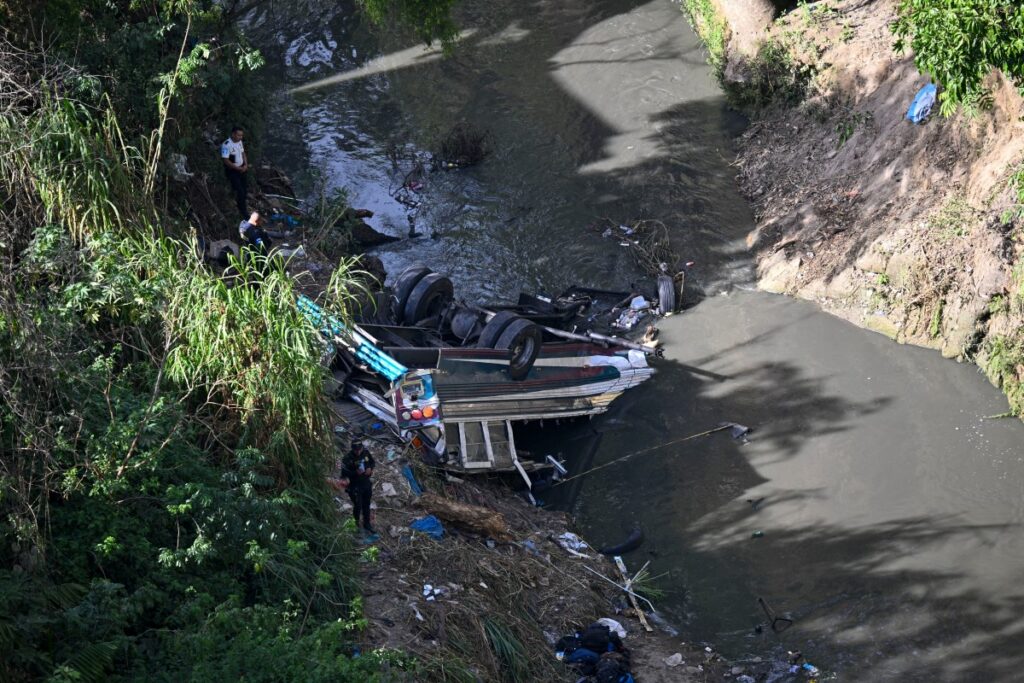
[1002, 163, 1024, 223]
[358, 0, 462, 50]
[980, 335, 1024, 414]
[927, 194, 975, 241]
[0, 3, 402, 681]
[724, 39, 816, 110]
[892, 0, 1024, 117]
[482, 618, 529, 683]
[835, 109, 873, 148]
[680, 0, 729, 76]
[928, 298, 945, 338]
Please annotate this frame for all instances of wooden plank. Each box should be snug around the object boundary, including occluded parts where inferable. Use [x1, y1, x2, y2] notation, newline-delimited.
[613, 556, 653, 632]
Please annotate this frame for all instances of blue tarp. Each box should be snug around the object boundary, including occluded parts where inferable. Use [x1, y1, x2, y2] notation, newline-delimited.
[409, 515, 445, 539]
[906, 83, 937, 124]
[402, 464, 424, 496]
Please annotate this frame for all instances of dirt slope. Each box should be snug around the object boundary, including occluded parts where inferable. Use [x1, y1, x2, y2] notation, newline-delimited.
[719, 0, 1024, 414]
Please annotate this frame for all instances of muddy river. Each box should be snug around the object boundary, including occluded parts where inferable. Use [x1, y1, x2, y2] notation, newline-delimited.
[251, 0, 1024, 679]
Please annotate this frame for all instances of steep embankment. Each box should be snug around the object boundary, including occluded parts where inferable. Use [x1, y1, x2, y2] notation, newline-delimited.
[689, 0, 1024, 415]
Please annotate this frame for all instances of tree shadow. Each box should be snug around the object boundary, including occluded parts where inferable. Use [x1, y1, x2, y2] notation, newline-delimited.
[248, 1, 1024, 678]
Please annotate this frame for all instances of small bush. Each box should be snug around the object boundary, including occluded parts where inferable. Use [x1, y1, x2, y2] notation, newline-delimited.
[725, 39, 816, 110]
[892, 0, 1024, 117]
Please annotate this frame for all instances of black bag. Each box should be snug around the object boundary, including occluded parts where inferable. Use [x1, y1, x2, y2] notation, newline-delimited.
[579, 623, 616, 654]
[595, 656, 629, 683]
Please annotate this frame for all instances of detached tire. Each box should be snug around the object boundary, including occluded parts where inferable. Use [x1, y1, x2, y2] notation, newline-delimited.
[657, 274, 678, 313]
[495, 318, 543, 381]
[476, 311, 519, 348]
[391, 265, 431, 321]
[403, 273, 454, 325]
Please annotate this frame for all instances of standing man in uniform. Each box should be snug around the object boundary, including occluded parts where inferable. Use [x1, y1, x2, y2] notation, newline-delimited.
[221, 126, 248, 218]
[341, 440, 376, 534]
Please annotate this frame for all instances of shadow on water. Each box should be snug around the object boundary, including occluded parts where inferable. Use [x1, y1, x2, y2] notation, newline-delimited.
[542, 324, 1024, 681]
[247, 1, 1024, 679]
[255, 0, 755, 299]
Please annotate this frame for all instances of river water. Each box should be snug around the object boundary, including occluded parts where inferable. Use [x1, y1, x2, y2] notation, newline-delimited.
[251, 1, 1024, 679]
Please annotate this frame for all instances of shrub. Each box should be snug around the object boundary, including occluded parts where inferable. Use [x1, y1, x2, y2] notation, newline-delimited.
[892, 0, 1024, 116]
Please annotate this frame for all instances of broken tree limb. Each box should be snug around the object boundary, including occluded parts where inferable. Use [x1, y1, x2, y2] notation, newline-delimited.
[614, 556, 653, 632]
[417, 492, 514, 542]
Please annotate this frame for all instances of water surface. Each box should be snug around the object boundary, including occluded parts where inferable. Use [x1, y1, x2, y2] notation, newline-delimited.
[251, 1, 1024, 679]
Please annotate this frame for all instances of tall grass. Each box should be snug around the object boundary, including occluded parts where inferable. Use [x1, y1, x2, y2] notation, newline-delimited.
[0, 58, 362, 540]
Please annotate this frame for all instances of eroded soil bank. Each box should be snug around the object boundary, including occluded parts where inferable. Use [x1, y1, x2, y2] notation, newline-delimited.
[707, 0, 1024, 414]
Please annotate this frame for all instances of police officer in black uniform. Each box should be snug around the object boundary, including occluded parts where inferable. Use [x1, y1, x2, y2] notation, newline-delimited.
[341, 441, 375, 533]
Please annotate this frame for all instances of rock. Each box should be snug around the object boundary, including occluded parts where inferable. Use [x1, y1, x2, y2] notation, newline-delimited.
[854, 243, 890, 274]
[353, 254, 387, 289]
[758, 252, 801, 294]
[663, 653, 683, 667]
[348, 220, 400, 247]
[255, 164, 295, 199]
[863, 313, 900, 340]
[731, 666, 746, 675]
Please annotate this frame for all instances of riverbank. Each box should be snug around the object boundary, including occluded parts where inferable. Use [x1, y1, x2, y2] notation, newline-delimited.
[344, 438, 734, 682]
[686, 0, 1024, 417]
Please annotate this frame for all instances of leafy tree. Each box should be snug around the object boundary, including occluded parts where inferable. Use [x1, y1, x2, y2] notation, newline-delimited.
[358, 0, 461, 49]
[892, 0, 1024, 116]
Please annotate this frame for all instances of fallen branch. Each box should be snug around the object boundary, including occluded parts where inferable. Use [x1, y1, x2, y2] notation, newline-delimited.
[417, 492, 514, 541]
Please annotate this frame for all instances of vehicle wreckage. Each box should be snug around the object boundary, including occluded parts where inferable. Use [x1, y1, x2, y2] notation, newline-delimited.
[299, 266, 680, 488]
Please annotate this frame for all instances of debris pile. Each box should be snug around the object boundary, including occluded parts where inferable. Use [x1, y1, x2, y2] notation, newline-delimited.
[345, 437, 726, 682]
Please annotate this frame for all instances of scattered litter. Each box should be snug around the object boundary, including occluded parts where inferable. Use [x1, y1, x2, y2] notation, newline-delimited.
[402, 464, 424, 496]
[422, 583, 446, 601]
[664, 653, 683, 667]
[410, 604, 424, 621]
[906, 83, 937, 124]
[169, 153, 193, 181]
[747, 497, 765, 510]
[379, 482, 398, 497]
[751, 530, 764, 538]
[596, 617, 626, 638]
[546, 455, 568, 475]
[555, 532, 591, 557]
[758, 597, 794, 633]
[333, 424, 347, 434]
[723, 422, 751, 441]
[409, 515, 445, 540]
[385, 447, 398, 462]
[629, 295, 649, 310]
[612, 307, 645, 331]
[737, 676, 756, 683]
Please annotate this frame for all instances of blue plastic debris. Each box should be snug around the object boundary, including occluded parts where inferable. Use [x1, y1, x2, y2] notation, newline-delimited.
[409, 515, 445, 539]
[906, 83, 937, 124]
[402, 464, 424, 496]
